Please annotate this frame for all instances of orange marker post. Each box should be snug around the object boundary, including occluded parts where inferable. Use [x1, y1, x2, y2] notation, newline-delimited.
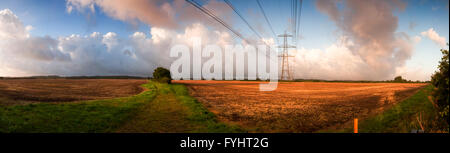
[354, 118, 358, 133]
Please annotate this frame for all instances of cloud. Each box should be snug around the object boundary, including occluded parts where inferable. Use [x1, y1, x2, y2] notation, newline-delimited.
[315, 0, 341, 22]
[66, 0, 233, 30]
[0, 9, 148, 76]
[0, 0, 426, 81]
[421, 28, 447, 48]
[0, 9, 239, 77]
[394, 65, 430, 81]
[66, 0, 177, 28]
[314, 0, 415, 80]
[0, 9, 29, 39]
[412, 35, 422, 43]
[0, 9, 71, 62]
[293, 38, 368, 80]
[293, 35, 420, 81]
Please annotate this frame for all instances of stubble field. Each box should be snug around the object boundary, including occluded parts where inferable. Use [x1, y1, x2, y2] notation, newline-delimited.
[175, 80, 428, 132]
[0, 79, 147, 105]
[0, 79, 431, 132]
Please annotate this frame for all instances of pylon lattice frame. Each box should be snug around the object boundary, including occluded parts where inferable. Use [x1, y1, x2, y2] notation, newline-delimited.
[278, 32, 296, 80]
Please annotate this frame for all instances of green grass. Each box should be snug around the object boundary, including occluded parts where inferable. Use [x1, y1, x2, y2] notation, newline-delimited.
[353, 85, 448, 133]
[6, 80, 441, 133]
[0, 81, 243, 133]
[0, 83, 158, 133]
[169, 83, 244, 132]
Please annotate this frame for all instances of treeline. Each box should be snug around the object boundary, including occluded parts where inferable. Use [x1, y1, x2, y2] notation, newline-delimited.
[290, 77, 429, 83]
[387, 76, 427, 83]
[0, 75, 149, 80]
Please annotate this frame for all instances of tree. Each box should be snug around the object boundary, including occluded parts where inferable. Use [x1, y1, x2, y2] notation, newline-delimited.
[431, 44, 449, 124]
[153, 67, 172, 84]
[394, 76, 406, 82]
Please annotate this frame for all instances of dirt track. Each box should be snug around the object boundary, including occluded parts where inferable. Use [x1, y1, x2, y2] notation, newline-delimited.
[175, 80, 428, 132]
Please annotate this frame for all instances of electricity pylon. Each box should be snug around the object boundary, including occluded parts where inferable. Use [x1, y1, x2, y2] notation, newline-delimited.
[278, 31, 296, 80]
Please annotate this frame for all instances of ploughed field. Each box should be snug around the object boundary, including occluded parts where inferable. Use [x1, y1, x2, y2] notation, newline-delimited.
[0, 79, 147, 105]
[175, 80, 428, 132]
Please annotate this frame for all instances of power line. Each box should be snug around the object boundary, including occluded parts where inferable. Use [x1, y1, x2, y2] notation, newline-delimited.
[292, 0, 298, 43]
[185, 0, 250, 44]
[290, 0, 303, 43]
[256, 0, 279, 45]
[296, 0, 303, 44]
[290, 0, 295, 37]
[295, 0, 298, 41]
[186, 0, 279, 65]
[223, 0, 267, 45]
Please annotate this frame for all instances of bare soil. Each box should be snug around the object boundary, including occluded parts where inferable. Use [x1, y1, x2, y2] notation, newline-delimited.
[175, 80, 427, 132]
[0, 79, 147, 105]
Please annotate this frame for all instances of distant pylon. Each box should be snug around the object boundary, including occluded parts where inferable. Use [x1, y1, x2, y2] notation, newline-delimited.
[278, 31, 296, 80]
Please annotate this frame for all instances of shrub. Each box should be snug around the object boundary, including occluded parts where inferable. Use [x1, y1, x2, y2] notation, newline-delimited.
[394, 76, 407, 82]
[431, 44, 449, 124]
[152, 67, 172, 84]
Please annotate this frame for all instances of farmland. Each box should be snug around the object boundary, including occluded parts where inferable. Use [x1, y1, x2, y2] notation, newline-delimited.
[0, 79, 147, 105]
[0, 79, 438, 133]
[0, 79, 241, 133]
[175, 80, 429, 132]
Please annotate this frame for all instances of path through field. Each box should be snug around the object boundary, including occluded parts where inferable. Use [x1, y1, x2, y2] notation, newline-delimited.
[117, 93, 194, 132]
[0, 80, 241, 133]
[117, 83, 242, 133]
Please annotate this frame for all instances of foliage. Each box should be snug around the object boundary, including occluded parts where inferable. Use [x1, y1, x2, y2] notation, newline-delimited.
[152, 67, 172, 84]
[431, 44, 449, 124]
[394, 76, 407, 82]
[356, 85, 448, 133]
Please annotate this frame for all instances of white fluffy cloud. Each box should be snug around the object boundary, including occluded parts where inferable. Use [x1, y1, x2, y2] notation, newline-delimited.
[314, 0, 417, 80]
[66, 0, 234, 31]
[1, 9, 71, 74]
[0, 9, 238, 77]
[293, 39, 368, 80]
[421, 28, 447, 48]
[0, 2, 427, 81]
[66, 0, 177, 28]
[293, 35, 420, 81]
[0, 9, 148, 76]
[394, 65, 430, 81]
[0, 9, 30, 40]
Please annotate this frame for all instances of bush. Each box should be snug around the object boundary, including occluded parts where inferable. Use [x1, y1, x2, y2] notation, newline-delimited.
[394, 76, 407, 82]
[153, 67, 172, 84]
[431, 44, 449, 124]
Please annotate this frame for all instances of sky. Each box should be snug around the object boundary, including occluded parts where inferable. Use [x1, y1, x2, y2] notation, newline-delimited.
[0, 0, 448, 81]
